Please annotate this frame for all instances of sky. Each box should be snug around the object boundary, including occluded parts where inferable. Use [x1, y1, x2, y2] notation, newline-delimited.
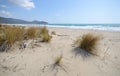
[0, 0, 120, 24]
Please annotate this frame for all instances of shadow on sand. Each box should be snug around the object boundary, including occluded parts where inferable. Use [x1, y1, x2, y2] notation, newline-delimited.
[72, 47, 96, 59]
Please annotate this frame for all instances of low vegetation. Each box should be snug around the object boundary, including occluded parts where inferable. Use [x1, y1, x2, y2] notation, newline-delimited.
[54, 55, 63, 66]
[25, 27, 37, 39]
[75, 33, 100, 56]
[40, 26, 52, 42]
[5, 27, 17, 46]
[52, 55, 67, 73]
[0, 25, 52, 52]
[51, 31, 56, 35]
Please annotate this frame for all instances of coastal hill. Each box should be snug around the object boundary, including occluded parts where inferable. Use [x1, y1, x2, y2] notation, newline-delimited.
[0, 17, 48, 24]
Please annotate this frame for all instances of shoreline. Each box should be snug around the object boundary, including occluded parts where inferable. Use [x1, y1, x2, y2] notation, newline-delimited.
[0, 24, 120, 32]
[48, 26, 120, 33]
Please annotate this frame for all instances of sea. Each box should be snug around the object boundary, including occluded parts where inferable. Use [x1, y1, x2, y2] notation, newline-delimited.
[4, 24, 120, 32]
[39, 24, 120, 32]
[48, 24, 120, 32]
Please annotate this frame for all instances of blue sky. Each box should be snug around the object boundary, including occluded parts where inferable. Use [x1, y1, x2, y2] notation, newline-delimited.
[0, 0, 120, 24]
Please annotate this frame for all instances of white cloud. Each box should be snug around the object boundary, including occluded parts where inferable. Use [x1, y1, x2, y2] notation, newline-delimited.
[0, 10, 13, 17]
[0, 5, 7, 8]
[9, 0, 35, 10]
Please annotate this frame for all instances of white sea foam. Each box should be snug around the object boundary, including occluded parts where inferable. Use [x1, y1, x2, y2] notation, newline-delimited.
[2, 24, 120, 32]
[46, 24, 120, 32]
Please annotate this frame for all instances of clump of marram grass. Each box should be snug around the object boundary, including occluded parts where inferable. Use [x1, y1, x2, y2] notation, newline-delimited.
[5, 27, 17, 46]
[0, 38, 6, 52]
[74, 33, 100, 56]
[34, 27, 42, 38]
[0, 36, 5, 46]
[51, 31, 56, 35]
[0, 25, 52, 52]
[0, 26, 8, 51]
[0, 26, 25, 51]
[0, 26, 5, 38]
[4, 27, 23, 45]
[41, 26, 48, 34]
[13, 27, 25, 41]
[52, 55, 67, 73]
[40, 26, 52, 42]
[54, 55, 63, 66]
[25, 27, 37, 39]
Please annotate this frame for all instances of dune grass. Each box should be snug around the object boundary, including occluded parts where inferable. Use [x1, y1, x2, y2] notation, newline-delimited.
[0, 25, 7, 51]
[0, 26, 26, 51]
[0, 25, 52, 52]
[54, 55, 63, 66]
[0, 37, 5, 46]
[41, 26, 48, 34]
[5, 27, 17, 46]
[14, 27, 25, 41]
[25, 27, 37, 39]
[34, 27, 42, 38]
[40, 26, 52, 42]
[52, 55, 67, 74]
[51, 31, 56, 35]
[75, 33, 100, 56]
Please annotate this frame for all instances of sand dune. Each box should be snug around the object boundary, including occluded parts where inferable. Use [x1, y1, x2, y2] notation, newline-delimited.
[0, 27, 120, 76]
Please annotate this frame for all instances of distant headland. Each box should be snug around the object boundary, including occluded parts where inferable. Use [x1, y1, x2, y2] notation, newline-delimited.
[0, 17, 48, 24]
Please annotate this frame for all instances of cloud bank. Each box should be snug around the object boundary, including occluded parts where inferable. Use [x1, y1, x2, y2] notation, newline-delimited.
[0, 10, 13, 17]
[9, 0, 35, 10]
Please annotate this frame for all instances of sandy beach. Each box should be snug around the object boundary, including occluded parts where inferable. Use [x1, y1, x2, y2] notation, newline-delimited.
[0, 27, 120, 76]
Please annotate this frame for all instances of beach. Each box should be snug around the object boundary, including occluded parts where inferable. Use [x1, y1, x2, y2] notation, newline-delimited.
[0, 27, 120, 76]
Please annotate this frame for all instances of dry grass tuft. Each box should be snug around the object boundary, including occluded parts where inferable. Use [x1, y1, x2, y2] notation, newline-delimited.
[0, 25, 52, 52]
[0, 26, 25, 51]
[25, 27, 36, 39]
[54, 55, 63, 66]
[41, 26, 48, 34]
[51, 31, 56, 35]
[34, 27, 42, 38]
[51, 55, 67, 74]
[40, 26, 52, 42]
[14, 27, 25, 41]
[5, 27, 17, 46]
[75, 33, 100, 56]
[0, 37, 5, 45]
